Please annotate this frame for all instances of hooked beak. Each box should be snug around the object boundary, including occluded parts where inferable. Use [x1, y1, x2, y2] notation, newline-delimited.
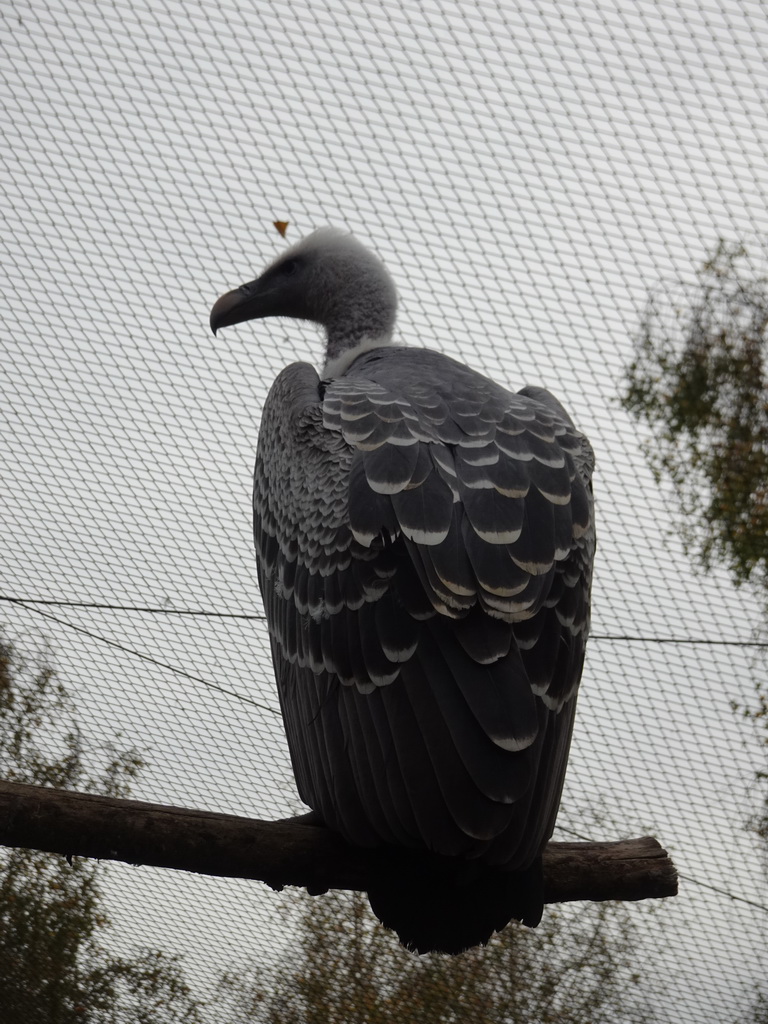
[210, 280, 271, 335]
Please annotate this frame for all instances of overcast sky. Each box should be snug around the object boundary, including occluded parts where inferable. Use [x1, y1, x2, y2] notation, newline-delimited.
[2, 0, 768, 1018]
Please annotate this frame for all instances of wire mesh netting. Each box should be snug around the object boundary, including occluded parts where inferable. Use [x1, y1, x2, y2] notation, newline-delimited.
[2, 0, 768, 1019]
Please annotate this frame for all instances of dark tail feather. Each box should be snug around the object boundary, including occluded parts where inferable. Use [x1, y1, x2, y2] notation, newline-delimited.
[366, 855, 544, 955]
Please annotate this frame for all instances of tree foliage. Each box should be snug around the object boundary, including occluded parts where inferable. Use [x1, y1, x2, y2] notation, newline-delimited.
[623, 245, 768, 1023]
[213, 888, 650, 1024]
[748, 990, 768, 1024]
[0, 636, 205, 1023]
[623, 240, 768, 589]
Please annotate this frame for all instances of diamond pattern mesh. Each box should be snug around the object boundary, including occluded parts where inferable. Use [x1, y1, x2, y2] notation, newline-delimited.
[2, 1, 767, 1019]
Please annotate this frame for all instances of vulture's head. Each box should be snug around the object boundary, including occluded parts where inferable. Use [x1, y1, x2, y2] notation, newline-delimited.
[210, 228, 398, 373]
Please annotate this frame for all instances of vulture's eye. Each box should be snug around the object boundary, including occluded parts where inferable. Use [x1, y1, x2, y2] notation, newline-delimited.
[280, 259, 299, 277]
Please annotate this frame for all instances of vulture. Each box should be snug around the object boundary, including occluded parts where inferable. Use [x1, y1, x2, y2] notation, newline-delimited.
[210, 228, 595, 954]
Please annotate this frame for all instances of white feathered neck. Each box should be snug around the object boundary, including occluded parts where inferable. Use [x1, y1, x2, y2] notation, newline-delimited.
[266, 228, 398, 376]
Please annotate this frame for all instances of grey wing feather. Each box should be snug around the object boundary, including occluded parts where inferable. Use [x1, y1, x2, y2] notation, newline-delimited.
[254, 347, 595, 867]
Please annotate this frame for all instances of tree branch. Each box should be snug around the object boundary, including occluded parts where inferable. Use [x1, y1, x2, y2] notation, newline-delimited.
[0, 780, 677, 904]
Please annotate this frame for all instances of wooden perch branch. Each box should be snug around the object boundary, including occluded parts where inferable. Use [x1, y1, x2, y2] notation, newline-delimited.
[0, 780, 677, 904]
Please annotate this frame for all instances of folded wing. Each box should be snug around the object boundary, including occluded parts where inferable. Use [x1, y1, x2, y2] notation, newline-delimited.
[254, 346, 595, 871]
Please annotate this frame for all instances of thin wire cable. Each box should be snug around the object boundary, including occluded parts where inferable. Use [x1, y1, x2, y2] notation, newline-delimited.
[590, 633, 768, 649]
[3, 596, 766, 648]
[6, 601, 280, 717]
[0, 595, 264, 619]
